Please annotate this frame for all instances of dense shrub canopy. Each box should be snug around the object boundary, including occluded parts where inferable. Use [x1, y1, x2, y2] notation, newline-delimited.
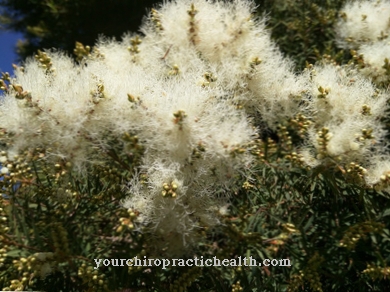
[0, 0, 389, 291]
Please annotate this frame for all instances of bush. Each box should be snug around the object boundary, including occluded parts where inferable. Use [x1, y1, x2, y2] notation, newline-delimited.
[0, 0, 390, 291]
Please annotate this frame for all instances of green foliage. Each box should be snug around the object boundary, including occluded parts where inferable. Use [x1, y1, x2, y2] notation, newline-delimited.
[0, 132, 390, 291]
[256, 0, 349, 71]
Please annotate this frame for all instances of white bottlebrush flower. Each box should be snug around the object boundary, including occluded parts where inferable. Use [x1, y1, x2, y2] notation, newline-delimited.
[335, 0, 390, 49]
[301, 63, 389, 167]
[364, 156, 390, 188]
[299, 148, 321, 168]
[358, 40, 390, 84]
[218, 204, 230, 216]
[319, 120, 368, 158]
[137, 0, 307, 130]
[123, 160, 222, 256]
[305, 64, 387, 123]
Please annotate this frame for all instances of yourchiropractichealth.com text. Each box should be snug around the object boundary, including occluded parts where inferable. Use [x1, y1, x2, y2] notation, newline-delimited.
[94, 256, 292, 270]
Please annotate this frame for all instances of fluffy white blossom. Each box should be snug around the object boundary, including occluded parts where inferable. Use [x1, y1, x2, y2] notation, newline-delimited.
[358, 40, 390, 84]
[335, 1, 390, 85]
[0, 0, 272, 256]
[302, 64, 388, 167]
[335, 0, 390, 49]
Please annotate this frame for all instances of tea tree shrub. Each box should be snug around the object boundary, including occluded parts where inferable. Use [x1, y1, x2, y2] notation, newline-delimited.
[0, 0, 389, 291]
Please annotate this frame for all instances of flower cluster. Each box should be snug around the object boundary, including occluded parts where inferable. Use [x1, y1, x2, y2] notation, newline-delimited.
[1, 0, 390, 257]
[0, 0, 266, 257]
[300, 63, 388, 172]
[335, 0, 390, 85]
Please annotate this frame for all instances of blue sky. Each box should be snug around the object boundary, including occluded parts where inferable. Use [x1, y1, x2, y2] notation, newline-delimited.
[0, 30, 23, 76]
